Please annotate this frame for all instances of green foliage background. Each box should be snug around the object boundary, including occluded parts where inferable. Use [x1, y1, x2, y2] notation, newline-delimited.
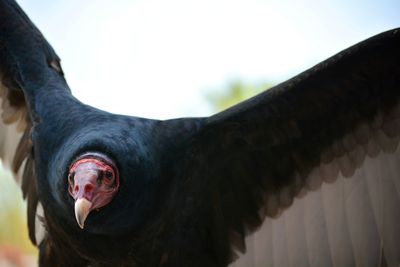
[207, 80, 272, 112]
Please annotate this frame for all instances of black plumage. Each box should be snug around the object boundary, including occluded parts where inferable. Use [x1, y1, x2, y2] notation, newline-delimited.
[1, 0, 400, 266]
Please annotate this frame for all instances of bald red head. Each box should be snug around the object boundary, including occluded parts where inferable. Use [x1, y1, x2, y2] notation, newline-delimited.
[68, 153, 119, 228]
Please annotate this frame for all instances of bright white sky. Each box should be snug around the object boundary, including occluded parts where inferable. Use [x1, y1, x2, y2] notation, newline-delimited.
[18, 0, 400, 119]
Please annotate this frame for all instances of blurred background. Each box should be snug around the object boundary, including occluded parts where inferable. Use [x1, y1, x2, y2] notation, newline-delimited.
[1, 0, 399, 265]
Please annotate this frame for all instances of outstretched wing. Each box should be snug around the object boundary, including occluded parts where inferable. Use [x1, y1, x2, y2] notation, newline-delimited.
[181, 28, 400, 266]
[0, 0, 65, 247]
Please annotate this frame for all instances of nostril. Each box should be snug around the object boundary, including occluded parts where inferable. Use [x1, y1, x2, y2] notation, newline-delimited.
[84, 184, 94, 193]
[74, 185, 79, 192]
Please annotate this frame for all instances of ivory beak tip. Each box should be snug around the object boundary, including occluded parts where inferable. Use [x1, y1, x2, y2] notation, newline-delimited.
[74, 198, 92, 229]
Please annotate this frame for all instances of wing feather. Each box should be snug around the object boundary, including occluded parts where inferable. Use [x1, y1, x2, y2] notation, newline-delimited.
[230, 146, 400, 267]
[0, 0, 64, 248]
[285, 198, 310, 267]
[0, 69, 45, 247]
[179, 28, 400, 265]
[0, 79, 26, 179]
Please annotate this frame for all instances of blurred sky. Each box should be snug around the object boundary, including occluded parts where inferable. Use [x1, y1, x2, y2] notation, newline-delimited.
[17, 0, 400, 119]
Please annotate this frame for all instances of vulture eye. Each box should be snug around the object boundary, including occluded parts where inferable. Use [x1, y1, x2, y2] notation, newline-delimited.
[67, 172, 76, 196]
[103, 170, 114, 185]
[68, 172, 75, 184]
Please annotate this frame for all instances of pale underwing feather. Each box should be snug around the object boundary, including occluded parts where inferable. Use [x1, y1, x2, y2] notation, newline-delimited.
[285, 198, 309, 267]
[0, 73, 45, 247]
[231, 145, 400, 267]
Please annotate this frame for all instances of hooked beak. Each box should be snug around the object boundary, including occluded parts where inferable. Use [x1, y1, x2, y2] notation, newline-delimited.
[74, 198, 92, 229]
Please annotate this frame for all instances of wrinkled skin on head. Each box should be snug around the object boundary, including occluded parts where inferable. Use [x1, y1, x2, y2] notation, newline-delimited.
[68, 153, 119, 228]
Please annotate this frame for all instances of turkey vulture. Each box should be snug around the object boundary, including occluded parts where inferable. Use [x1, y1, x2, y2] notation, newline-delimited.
[1, 0, 400, 266]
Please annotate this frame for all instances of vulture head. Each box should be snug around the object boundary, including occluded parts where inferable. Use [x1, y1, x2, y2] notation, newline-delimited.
[68, 152, 120, 229]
